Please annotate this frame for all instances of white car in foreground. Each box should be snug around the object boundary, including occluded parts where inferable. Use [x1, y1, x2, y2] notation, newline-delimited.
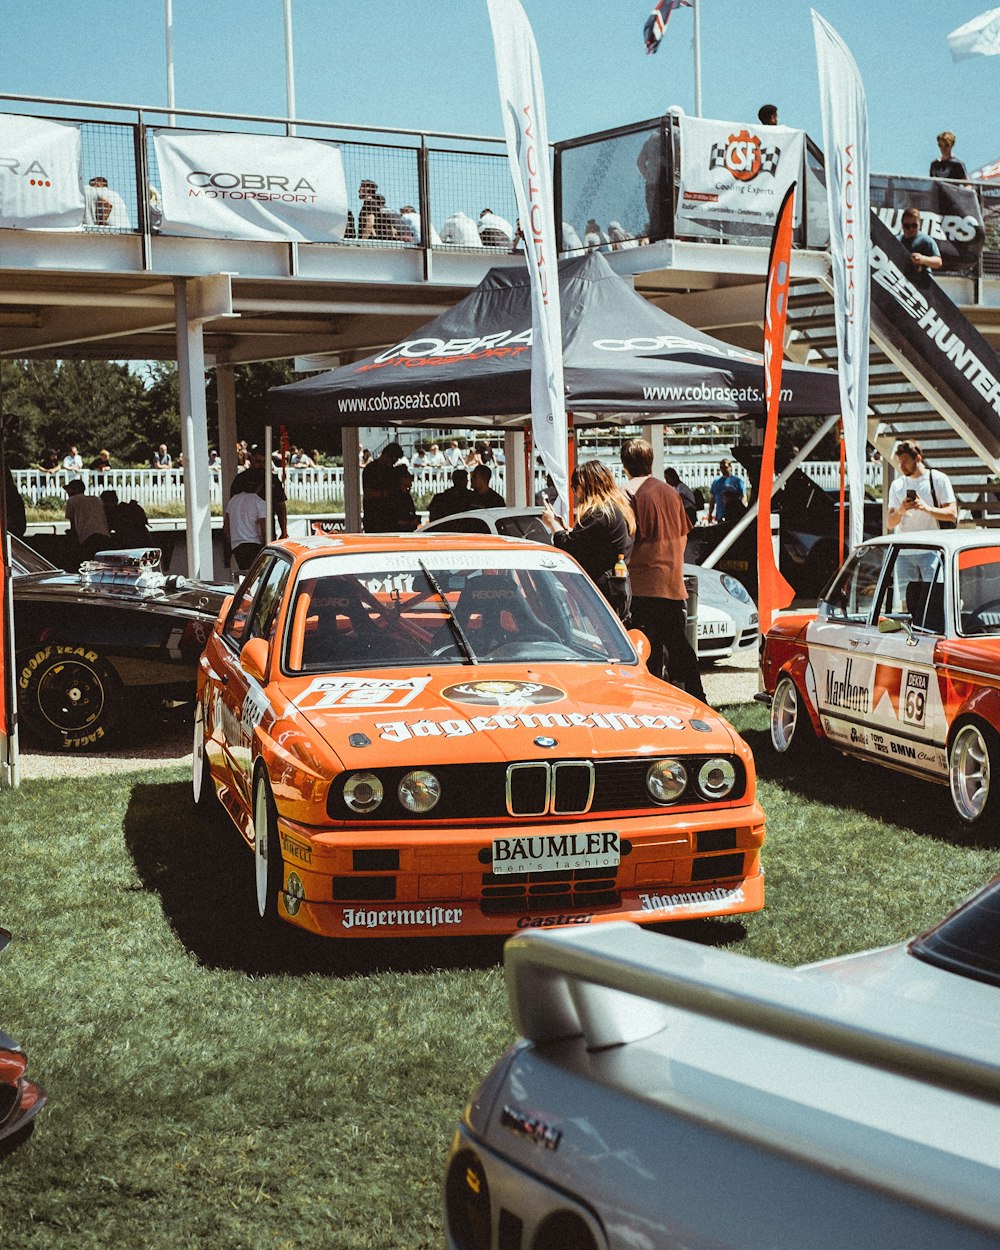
[445, 877, 1000, 1249]
[423, 508, 758, 662]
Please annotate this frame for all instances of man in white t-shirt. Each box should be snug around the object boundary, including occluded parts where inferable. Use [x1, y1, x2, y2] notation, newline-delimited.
[224, 485, 268, 571]
[886, 440, 957, 532]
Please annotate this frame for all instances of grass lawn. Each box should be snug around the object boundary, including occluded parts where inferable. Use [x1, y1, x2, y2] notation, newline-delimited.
[1, 703, 998, 1249]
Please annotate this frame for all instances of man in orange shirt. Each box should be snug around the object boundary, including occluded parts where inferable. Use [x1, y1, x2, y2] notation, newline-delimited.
[621, 439, 707, 703]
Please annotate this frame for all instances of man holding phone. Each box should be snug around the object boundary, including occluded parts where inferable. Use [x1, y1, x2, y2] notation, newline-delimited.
[886, 439, 957, 532]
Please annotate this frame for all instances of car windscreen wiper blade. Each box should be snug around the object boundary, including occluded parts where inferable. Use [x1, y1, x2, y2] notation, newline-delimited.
[418, 560, 477, 665]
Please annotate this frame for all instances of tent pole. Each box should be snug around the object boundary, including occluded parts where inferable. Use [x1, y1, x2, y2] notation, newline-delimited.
[342, 428, 361, 531]
[504, 429, 526, 506]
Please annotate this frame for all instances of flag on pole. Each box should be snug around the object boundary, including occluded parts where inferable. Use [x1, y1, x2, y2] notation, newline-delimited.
[644, 0, 692, 53]
[813, 9, 870, 555]
[486, 0, 569, 515]
[948, 7, 1000, 60]
[757, 183, 798, 637]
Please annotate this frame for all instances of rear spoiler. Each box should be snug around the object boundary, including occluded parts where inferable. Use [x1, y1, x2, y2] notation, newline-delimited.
[505, 923, 1000, 1105]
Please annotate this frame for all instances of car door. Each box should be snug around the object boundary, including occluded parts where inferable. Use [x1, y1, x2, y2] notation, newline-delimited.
[216, 558, 289, 811]
[863, 544, 949, 778]
[804, 543, 891, 760]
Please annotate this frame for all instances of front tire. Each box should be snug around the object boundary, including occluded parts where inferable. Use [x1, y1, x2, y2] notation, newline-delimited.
[17, 644, 124, 750]
[192, 698, 221, 815]
[252, 768, 283, 926]
[949, 720, 998, 825]
[770, 673, 817, 759]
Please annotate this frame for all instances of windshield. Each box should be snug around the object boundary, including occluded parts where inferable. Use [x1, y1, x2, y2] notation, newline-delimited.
[283, 553, 635, 671]
[10, 535, 58, 575]
[910, 876, 1000, 989]
[957, 548, 1000, 636]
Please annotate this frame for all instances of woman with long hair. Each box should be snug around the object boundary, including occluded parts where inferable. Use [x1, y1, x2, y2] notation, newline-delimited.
[541, 461, 635, 620]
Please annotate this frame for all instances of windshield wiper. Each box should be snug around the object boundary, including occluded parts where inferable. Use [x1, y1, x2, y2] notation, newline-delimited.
[418, 560, 477, 665]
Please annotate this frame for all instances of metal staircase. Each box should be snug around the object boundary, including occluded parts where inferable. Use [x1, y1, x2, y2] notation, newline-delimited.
[785, 280, 1000, 525]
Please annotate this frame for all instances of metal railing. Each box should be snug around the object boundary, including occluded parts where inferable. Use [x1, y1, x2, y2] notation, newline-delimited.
[3, 92, 997, 279]
[13, 460, 883, 511]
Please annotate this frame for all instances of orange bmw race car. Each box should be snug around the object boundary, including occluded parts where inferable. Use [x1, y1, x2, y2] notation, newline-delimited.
[193, 534, 765, 939]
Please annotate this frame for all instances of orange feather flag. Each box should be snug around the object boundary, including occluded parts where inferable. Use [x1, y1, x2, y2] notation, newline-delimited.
[757, 182, 798, 635]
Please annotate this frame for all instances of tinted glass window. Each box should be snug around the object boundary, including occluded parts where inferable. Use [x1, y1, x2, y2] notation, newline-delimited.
[224, 560, 270, 646]
[819, 545, 886, 623]
[284, 556, 634, 672]
[248, 558, 291, 643]
[958, 548, 1000, 636]
[878, 548, 946, 634]
[10, 536, 58, 575]
[910, 876, 1000, 988]
[496, 516, 550, 544]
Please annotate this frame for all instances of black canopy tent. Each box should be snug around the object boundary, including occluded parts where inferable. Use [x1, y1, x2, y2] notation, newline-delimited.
[268, 251, 841, 427]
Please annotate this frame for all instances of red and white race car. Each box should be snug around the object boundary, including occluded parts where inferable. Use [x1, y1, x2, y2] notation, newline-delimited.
[761, 531, 1000, 824]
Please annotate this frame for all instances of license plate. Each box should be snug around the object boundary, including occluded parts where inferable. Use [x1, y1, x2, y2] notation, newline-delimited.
[698, 621, 730, 638]
[491, 831, 620, 876]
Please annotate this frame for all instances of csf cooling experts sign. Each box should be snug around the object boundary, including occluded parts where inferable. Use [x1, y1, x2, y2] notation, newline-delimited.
[676, 116, 805, 230]
[152, 130, 348, 243]
[0, 113, 84, 230]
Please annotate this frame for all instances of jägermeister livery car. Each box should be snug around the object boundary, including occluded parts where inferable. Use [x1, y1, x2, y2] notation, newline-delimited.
[762, 531, 1000, 824]
[193, 533, 764, 939]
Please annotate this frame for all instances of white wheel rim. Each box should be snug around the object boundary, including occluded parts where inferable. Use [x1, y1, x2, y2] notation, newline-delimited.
[254, 776, 269, 917]
[950, 725, 990, 822]
[192, 703, 206, 802]
[771, 679, 798, 752]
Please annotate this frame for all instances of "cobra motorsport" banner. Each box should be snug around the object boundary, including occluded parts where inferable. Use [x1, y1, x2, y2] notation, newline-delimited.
[152, 130, 348, 243]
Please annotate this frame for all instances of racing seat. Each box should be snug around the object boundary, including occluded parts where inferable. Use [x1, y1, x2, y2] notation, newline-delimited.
[302, 576, 409, 665]
[906, 579, 945, 635]
[452, 572, 561, 655]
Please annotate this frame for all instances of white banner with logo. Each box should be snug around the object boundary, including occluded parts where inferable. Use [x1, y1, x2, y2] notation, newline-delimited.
[814, 9, 870, 554]
[486, 0, 569, 515]
[676, 116, 805, 229]
[152, 130, 348, 243]
[0, 114, 84, 230]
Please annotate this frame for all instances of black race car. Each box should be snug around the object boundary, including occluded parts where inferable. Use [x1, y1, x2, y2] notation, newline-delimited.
[10, 538, 227, 750]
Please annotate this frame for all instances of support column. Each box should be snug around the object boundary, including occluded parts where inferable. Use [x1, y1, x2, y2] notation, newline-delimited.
[175, 280, 213, 579]
[174, 275, 236, 579]
[642, 423, 665, 479]
[342, 427, 361, 531]
[216, 364, 238, 509]
[504, 429, 526, 506]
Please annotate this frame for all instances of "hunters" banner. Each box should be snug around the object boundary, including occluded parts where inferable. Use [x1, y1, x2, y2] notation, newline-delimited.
[152, 130, 348, 243]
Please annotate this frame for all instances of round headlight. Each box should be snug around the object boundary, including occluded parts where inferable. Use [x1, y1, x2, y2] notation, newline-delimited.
[698, 758, 736, 799]
[721, 574, 752, 605]
[343, 772, 384, 813]
[398, 769, 441, 813]
[647, 759, 687, 804]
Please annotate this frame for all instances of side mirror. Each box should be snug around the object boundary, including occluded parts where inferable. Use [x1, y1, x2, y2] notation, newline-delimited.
[240, 637, 270, 683]
[214, 593, 234, 636]
[628, 627, 651, 664]
[878, 614, 916, 645]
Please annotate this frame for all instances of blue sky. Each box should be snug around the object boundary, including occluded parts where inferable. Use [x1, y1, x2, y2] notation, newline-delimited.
[0, 1, 998, 178]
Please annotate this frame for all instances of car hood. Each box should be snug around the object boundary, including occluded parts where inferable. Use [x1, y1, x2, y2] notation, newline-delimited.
[277, 663, 740, 765]
[13, 568, 228, 616]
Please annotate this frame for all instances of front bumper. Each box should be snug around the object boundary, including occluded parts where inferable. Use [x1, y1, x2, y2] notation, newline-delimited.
[270, 803, 766, 939]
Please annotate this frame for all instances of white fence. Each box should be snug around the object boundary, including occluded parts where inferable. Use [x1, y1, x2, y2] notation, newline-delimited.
[13, 461, 883, 510]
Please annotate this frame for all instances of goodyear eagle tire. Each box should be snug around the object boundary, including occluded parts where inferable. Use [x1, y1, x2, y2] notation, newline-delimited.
[17, 644, 124, 751]
[948, 720, 1000, 826]
[769, 673, 817, 761]
[252, 767, 284, 928]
